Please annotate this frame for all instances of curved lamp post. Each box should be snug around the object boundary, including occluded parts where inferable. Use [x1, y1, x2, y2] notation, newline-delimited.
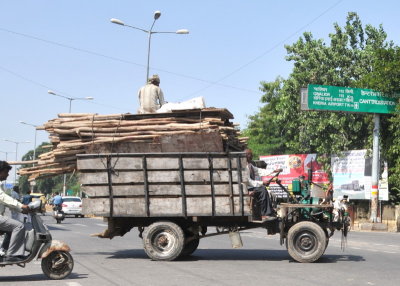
[48, 90, 93, 195]
[48, 90, 94, 113]
[3, 139, 30, 183]
[111, 11, 189, 82]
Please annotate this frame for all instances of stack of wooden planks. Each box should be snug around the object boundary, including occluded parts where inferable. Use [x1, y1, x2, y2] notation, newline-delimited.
[19, 108, 248, 180]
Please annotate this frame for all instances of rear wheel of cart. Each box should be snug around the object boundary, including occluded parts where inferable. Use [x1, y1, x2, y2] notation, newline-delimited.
[181, 237, 200, 257]
[287, 221, 326, 263]
[143, 221, 185, 261]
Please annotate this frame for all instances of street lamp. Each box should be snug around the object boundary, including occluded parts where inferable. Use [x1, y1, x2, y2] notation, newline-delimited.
[48, 90, 93, 195]
[3, 139, 30, 184]
[0, 150, 15, 161]
[48, 90, 94, 113]
[111, 10, 189, 83]
[19, 121, 39, 164]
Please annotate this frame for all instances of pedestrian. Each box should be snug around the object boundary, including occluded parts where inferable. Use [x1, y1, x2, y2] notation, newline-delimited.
[0, 161, 29, 261]
[245, 149, 276, 222]
[137, 74, 165, 113]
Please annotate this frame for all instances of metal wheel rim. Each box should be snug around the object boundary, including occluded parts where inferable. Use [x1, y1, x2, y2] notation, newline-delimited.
[151, 230, 177, 256]
[294, 231, 317, 254]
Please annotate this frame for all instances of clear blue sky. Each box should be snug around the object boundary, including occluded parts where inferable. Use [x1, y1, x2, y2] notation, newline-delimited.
[1, 0, 400, 182]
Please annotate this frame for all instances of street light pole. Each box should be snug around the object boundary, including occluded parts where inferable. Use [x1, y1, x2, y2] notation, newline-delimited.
[48, 90, 94, 195]
[48, 90, 94, 113]
[111, 11, 189, 83]
[3, 139, 30, 184]
[19, 121, 40, 192]
[19, 121, 39, 163]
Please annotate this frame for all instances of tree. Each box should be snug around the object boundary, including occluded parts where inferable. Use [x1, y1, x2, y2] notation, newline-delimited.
[246, 12, 389, 160]
[18, 142, 80, 196]
[245, 12, 400, 203]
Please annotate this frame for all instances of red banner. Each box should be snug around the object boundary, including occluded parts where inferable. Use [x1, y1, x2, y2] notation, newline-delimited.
[259, 154, 329, 185]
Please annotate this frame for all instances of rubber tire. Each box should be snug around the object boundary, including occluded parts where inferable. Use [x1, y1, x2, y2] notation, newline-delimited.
[41, 250, 74, 280]
[143, 221, 185, 261]
[181, 238, 200, 257]
[287, 221, 326, 263]
[56, 219, 61, 224]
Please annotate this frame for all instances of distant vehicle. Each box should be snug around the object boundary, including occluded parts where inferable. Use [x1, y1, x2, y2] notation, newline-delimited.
[62, 196, 84, 218]
[30, 192, 47, 214]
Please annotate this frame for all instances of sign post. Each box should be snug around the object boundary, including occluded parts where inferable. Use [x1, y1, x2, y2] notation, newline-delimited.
[301, 84, 398, 223]
[303, 85, 397, 114]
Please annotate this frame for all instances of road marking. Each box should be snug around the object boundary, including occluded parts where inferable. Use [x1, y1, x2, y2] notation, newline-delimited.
[66, 282, 82, 286]
[72, 223, 86, 227]
[96, 223, 107, 227]
[383, 251, 397, 254]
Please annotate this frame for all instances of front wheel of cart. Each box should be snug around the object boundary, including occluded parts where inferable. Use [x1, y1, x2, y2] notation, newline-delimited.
[287, 221, 326, 263]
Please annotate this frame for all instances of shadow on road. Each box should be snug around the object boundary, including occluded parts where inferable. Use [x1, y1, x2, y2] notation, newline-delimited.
[0, 272, 88, 282]
[83, 248, 364, 263]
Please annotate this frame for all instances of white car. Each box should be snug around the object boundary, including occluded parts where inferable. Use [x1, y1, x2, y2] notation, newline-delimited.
[62, 196, 84, 217]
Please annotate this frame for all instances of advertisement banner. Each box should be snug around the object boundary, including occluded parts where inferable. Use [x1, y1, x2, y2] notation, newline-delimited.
[331, 150, 388, 201]
[259, 154, 330, 197]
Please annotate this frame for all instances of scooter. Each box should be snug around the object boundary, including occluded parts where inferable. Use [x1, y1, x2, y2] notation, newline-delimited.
[53, 205, 65, 224]
[0, 200, 74, 280]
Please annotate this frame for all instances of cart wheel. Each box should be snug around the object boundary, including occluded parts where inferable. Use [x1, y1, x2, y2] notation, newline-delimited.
[287, 221, 326, 263]
[181, 237, 200, 257]
[41, 250, 74, 280]
[143, 221, 185, 261]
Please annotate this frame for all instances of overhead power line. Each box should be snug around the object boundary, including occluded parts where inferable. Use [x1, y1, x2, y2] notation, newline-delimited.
[189, 0, 344, 96]
[0, 27, 260, 95]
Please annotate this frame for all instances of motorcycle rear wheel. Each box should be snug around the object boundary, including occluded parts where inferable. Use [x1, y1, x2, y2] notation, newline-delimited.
[41, 250, 74, 280]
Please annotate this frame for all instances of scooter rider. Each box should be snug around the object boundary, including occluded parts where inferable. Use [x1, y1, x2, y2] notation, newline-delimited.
[0, 161, 29, 262]
[52, 192, 63, 212]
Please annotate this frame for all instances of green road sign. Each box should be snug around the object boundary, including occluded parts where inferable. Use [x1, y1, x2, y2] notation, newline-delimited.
[305, 84, 398, 114]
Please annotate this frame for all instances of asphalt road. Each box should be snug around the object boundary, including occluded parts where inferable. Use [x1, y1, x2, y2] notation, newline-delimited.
[1, 214, 399, 286]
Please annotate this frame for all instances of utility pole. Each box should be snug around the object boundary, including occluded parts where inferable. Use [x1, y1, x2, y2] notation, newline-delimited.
[370, 114, 380, 222]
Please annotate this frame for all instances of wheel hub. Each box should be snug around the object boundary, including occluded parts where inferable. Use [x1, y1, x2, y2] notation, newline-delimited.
[296, 232, 316, 252]
[153, 231, 176, 254]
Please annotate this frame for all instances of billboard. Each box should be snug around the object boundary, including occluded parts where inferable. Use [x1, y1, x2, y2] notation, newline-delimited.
[331, 150, 388, 200]
[259, 154, 330, 197]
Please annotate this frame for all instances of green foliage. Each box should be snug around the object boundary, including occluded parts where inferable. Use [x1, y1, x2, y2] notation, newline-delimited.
[244, 12, 400, 203]
[18, 142, 80, 196]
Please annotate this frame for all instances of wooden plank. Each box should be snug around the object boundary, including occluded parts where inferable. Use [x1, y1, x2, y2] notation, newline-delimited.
[149, 198, 183, 216]
[80, 170, 245, 184]
[184, 170, 241, 182]
[82, 196, 251, 217]
[81, 183, 246, 197]
[78, 156, 246, 171]
[146, 158, 179, 169]
[77, 157, 143, 170]
[182, 158, 240, 169]
[79, 171, 144, 184]
[158, 131, 223, 152]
